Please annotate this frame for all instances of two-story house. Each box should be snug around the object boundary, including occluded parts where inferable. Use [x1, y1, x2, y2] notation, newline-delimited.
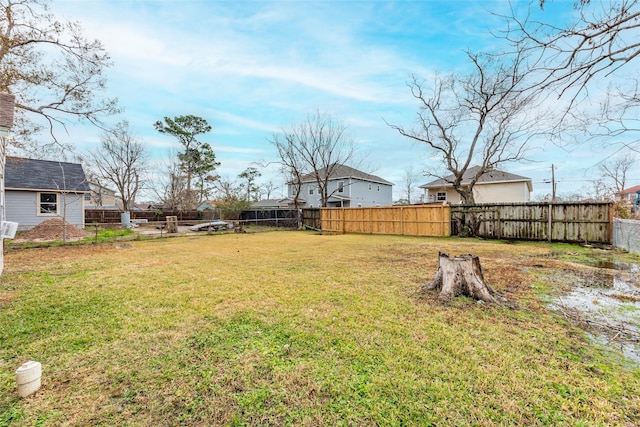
[85, 182, 118, 209]
[289, 164, 393, 208]
[420, 166, 532, 204]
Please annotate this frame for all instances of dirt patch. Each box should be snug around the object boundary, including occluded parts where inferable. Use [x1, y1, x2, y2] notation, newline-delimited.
[14, 218, 91, 242]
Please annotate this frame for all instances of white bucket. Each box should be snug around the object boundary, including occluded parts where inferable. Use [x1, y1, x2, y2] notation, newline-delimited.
[16, 360, 41, 397]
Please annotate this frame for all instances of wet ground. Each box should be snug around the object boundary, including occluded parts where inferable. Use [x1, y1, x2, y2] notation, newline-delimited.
[546, 258, 640, 364]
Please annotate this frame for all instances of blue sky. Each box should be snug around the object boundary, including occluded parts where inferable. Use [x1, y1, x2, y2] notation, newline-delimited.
[45, 0, 634, 201]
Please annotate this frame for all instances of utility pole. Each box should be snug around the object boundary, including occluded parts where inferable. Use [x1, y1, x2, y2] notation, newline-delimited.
[551, 164, 556, 203]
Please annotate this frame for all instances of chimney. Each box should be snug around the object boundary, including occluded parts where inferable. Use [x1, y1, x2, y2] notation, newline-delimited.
[0, 93, 15, 130]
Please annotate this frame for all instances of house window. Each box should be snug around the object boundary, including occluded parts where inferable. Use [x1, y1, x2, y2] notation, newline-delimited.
[377, 185, 380, 192]
[368, 184, 372, 191]
[436, 192, 446, 202]
[338, 181, 344, 193]
[38, 192, 58, 215]
[309, 186, 314, 195]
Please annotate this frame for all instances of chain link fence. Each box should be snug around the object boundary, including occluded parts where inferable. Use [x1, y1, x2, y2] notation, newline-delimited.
[613, 218, 640, 255]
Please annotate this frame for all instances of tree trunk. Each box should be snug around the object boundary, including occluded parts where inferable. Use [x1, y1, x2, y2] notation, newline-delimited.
[421, 252, 503, 304]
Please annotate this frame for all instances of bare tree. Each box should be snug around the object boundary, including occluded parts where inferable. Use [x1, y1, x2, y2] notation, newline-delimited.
[270, 137, 305, 209]
[150, 153, 196, 211]
[261, 179, 278, 200]
[90, 121, 147, 211]
[582, 178, 613, 201]
[213, 175, 243, 201]
[599, 154, 635, 194]
[400, 166, 421, 205]
[163, 173, 187, 210]
[388, 52, 542, 204]
[0, 0, 119, 151]
[506, 0, 640, 106]
[270, 110, 358, 207]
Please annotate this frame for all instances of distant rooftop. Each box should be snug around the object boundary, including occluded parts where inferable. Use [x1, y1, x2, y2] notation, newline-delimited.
[421, 166, 532, 191]
[299, 163, 392, 186]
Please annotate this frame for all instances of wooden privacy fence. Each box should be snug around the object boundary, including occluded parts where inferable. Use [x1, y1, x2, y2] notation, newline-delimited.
[321, 205, 451, 237]
[302, 208, 321, 230]
[450, 202, 613, 243]
[85, 209, 203, 223]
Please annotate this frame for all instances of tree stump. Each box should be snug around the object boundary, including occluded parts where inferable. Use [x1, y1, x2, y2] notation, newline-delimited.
[166, 216, 178, 233]
[421, 252, 503, 304]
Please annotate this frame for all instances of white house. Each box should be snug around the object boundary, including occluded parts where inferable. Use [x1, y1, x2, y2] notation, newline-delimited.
[5, 157, 90, 230]
[420, 166, 532, 204]
[290, 164, 393, 208]
[85, 182, 118, 209]
[615, 185, 640, 205]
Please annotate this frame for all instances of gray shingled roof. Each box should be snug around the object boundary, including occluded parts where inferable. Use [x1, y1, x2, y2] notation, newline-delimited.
[420, 166, 532, 190]
[299, 163, 393, 185]
[251, 197, 301, 208]
[5, 157, 90, 192]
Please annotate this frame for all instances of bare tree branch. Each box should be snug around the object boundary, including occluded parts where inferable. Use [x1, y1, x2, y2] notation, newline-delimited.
[1, 0, 120, 149]
[270, 110, 359, 208]
[388, 52, 543, 204]
[89, 121, 148, 212]
[502, 0, 640, 116]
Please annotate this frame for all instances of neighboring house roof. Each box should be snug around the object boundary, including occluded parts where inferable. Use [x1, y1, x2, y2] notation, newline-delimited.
[5, 157, 90, 192]
[420, 166, 533, 192]
[251, 197, 300, 208]
[298, 164, 393, 186]
[85, 205, 121, 210]
[89, 181, 117, 195]
[617, 185, 640, 196]
[197, 200, 218, 210]
[134, 203, 165, 211]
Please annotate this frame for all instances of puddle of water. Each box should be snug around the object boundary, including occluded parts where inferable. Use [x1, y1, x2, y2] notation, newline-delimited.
[548, 261, 640, 364]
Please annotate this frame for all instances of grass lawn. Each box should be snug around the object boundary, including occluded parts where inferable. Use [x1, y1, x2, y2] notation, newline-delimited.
[1, 231, 639, 426]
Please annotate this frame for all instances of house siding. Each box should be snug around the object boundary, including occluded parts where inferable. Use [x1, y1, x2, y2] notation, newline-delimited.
[474, 182, 530, 203]
[294, 178, 392, 208]
[348, 179, 392, 207]
[425, 181, 530, 204]
[425, 188, 463, 204]
[86, 185, 116, 208]
[6, 190, 85, 231]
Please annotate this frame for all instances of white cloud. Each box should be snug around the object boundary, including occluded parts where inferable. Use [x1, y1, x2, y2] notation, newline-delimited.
[42, 0, 627, 201]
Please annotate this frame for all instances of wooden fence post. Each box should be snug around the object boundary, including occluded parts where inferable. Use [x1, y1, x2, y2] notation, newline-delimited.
[608, 202, 614, 244]
[497, 205, 502, 240]
[548, 204, 553, 242]
[342, 208, 346, 234]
